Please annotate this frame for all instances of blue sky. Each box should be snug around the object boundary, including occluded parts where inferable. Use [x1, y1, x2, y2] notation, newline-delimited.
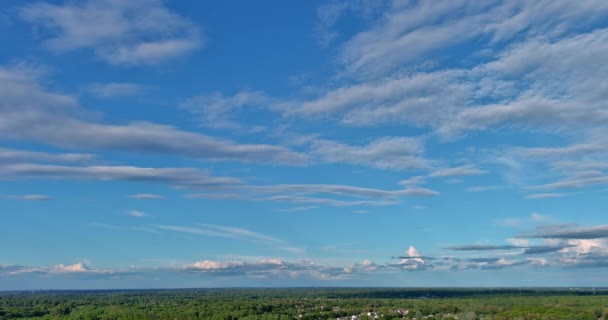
[1, 0, 608, 290]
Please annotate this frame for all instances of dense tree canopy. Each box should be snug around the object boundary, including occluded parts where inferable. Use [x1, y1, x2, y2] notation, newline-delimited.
[0, 288, 606, 320]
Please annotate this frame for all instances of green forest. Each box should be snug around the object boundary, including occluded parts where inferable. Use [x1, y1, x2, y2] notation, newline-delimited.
[1, 288, 607, 320]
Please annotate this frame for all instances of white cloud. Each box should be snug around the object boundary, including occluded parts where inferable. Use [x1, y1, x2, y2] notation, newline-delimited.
[53, 263, 89, 273]
[530, 213, 552, 223]
[6, 263, 95, 276]
[536, 176, 608, 190]
[392, 246, 431, 271]
[310, 136, 433, 171]
[338, 0, 608, 77]
[20, 0, 201, 65]
[315, 1, 348, 47]
[315, 0, 387, 47]
[344, 259, 377, 273]
[253, 183, 438, 198]
[128, 193, 165, 200]
[496, 212, 553, 228]
[520, 224, 608, 239]
[276, 3, 608, 155]
[399, 176, 427, 187]
[287, 70, 469, 125]
[22, 194, 52, 201]
[152, 223, 283, 244]
[248, 180, 438, 207]
[86, 82, 145, 98]
[506, 238, 530, 247]
[260, 195, 397, 207]
[0, 164, 242, 189]
[438, 28, 608, 137]
[525, 193, 570, 199]
[126, 210, 147, 218]
[181, 90, 271, 132]
[0, 64, 308, 165]
[429, 165, 488, 178]
[527, 257, 549, 267]
[275, 206, 318, 213]
[183, 260, 244, 271]
[0, 147, 95, 164]
[250, 182, 438, 208]
[0, 194, 52, 201]
[465, 186, 501, 192]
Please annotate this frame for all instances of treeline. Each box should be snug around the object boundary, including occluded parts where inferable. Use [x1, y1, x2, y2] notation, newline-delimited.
[0, 288, 607, 320]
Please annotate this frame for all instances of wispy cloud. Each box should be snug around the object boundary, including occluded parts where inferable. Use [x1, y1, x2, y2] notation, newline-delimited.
[0, 163, 242, 190]
[251, 183, 438, 199]
[0, 64, 308, 165]
[128, 194, 165, 200]
[19, 0, 202, 65]
[275, 206, 318, 213]
[0, 194, 52, 201]
[259, 195, 397, 207]
[309, 136, 434, 171]
[126, 210, 148, 218]
[525, 193, 571, 199]
[465, 186, 502, 192]
[496, 212, 553, 228]
[0, 147, 95, 164]
[520, 224, 608, 240]
[429, 165, 488, 178]
[445, 244, 521, 251]
[85, 82, 145, 98]
[181, 90, 272, 132]
[338, 0, 608, 77]
[152, 223, 283, 244]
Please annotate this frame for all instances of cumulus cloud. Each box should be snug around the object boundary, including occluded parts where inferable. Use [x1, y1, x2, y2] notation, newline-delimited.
[440, 223, 608, 271]
[182, 260, 245, 271]
[20, 0, 201, 65]
[0, 259, 350, 281]
[344, 259, 377, 273]
[393, 246, 431, 271]
[5, 263, 98, 276]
